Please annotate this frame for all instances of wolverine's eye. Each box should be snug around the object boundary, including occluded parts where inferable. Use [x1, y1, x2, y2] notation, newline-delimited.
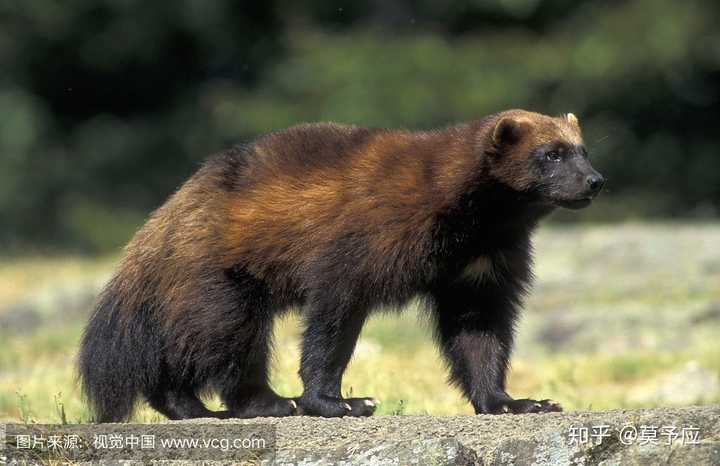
[546, 151, 561, 162]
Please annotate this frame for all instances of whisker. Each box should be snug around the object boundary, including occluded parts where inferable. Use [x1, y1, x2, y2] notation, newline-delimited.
[594, 135, 610, 144]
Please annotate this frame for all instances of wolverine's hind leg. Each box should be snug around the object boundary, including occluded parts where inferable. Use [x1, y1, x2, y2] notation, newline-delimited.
[156, 268, 296, 419]
[217, 269, 298, 418]
[217, 333, 298, 418]
[221, 384, 298, 418]
[147, 388, 231, 420]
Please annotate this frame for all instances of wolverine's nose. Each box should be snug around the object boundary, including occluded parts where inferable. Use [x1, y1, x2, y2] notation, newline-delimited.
[586, 174, 605, 194]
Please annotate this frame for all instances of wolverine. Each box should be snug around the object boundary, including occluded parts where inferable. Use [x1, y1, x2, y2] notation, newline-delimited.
[78, 109, 604, 421]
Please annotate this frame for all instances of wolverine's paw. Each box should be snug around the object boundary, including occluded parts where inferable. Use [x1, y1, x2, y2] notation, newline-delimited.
[481, 398, 562, 415]
[231, 396, 298, 418]
[296, 395, 378, 417]
[345, 397, 379, 416]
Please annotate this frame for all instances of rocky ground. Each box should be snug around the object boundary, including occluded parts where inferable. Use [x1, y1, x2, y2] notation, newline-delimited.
[6, 406, 719, 465]
[184, 406, 720, 465]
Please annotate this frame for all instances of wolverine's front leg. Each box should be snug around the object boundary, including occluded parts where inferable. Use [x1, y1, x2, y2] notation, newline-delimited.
[431, 281, 562, 414]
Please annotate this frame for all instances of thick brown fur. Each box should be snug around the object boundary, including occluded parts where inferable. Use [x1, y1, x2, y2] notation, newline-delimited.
[78, 110, 603, 421]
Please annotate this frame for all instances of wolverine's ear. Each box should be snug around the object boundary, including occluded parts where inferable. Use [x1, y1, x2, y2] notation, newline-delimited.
[565, 113, 580, 129]
[492, 117, 531, 146]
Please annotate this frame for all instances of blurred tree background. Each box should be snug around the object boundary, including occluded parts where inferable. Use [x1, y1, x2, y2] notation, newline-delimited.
[1, 0, 719, 253]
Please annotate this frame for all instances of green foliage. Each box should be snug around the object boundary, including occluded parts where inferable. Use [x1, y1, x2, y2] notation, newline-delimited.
[54, 392, 68, 425]
[391, 400, 406, 416]
[15, 391, 35, 424]
[1, 0, 719, 251]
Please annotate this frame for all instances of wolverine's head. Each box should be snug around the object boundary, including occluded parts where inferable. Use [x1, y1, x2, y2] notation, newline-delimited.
[485, 110, 604, 209]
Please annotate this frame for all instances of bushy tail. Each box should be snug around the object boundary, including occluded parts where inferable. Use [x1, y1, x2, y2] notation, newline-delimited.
[78, 279, 161, 422]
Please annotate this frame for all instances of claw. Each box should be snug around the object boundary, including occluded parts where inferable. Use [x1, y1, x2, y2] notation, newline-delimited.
[344, 403, 352, 411]
[289, 400, 297, 409]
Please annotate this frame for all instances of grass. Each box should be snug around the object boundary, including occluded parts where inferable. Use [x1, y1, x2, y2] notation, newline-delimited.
[1, 222, 719, 423]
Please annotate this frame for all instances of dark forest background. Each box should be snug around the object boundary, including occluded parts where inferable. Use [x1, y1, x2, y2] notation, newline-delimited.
[2, 0, 719, 252]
